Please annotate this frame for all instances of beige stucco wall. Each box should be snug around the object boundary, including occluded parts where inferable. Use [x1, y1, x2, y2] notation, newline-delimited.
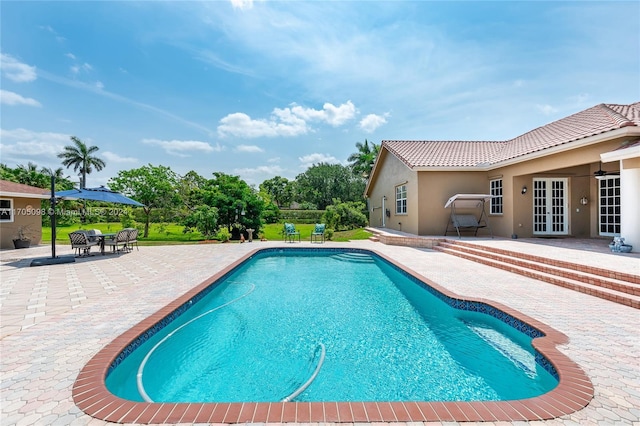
[367, 151, 418, 233]
[416, 171, 489, 236]
[368, 137, 631, 239]
[0, 197, 43, 249]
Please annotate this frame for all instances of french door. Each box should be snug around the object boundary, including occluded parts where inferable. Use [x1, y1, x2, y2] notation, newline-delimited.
[533, 178, 568, 235]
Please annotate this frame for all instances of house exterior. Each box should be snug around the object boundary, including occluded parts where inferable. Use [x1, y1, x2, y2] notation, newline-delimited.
[365, 102, 640, 252]
[0, 180, 50, 249]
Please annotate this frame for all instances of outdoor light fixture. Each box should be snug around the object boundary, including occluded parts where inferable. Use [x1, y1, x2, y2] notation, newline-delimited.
[580, 196, 588, 205]
[521, 186, 528, 195]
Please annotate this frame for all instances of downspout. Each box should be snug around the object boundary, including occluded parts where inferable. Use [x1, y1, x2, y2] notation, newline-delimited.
[382, 196, 386, 227]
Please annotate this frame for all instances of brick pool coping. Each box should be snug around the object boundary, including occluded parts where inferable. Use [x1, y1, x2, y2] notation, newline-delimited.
[72, 247, 594, 423]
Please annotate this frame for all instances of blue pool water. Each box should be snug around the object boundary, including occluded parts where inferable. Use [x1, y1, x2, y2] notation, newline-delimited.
[106, 249, 558, 403]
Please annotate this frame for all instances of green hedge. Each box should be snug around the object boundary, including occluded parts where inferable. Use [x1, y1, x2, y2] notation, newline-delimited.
[279, 209, 325, 224]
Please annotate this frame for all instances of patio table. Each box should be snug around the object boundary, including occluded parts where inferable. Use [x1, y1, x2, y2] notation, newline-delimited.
[97, 233, 116, 255]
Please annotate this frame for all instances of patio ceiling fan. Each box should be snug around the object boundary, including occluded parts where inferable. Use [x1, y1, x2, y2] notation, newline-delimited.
[576, 162, 619, 180]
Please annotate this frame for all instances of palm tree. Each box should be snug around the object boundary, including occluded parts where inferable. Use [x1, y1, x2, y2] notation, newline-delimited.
[347, 139, 380, 179]
[57, 136, 106, 188]
[40, 166, 67, 179]
[15, 162, 49, 188]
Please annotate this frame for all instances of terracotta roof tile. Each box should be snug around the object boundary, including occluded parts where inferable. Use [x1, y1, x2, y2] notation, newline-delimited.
[384, 140, 506, 167]
[383, 102, 640, 168]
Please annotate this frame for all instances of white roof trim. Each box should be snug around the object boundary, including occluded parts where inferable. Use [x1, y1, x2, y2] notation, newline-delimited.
[0, 191, 50, 199]
[601, 143, 640, 162]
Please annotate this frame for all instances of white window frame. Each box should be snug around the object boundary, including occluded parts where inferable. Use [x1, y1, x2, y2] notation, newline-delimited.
[489, 178, 503, 215]
[598, 177, 621, 236]
[395, 184, 407, 215]
[0, 198, 14, 223]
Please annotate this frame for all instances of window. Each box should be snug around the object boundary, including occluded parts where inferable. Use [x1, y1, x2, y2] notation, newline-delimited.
[395, 184, 407, 214]
[0, 198, 13, 222]
[490, 179, 503, 215]
[599, 177, 620, 236]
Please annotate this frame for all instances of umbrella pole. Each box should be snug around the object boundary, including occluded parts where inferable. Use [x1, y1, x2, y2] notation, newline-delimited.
[50, 175, 56, 259]
[30, 176, 75, 266]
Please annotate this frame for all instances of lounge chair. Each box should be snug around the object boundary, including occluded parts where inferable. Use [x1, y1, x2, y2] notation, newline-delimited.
[69, 231, 99, 257]
[311, 223, 325, 243]
[283, 223, 300, 243]
[104, 229, 130, 253]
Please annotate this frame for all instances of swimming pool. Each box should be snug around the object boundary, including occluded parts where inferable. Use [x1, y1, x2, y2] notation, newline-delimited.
[73, 246, 593, 423]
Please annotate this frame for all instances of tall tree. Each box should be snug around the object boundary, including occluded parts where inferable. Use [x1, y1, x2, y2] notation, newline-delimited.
[295, 163, 365, 210]
[15, 162, 49, 188]
[57, 136, 106, 188]
[108, 164, 180, 237]
[198, 172, 264, 236]
[40, 166, 67, 180]
[259, 176, 294, 208]
[347, 139, 380, 178]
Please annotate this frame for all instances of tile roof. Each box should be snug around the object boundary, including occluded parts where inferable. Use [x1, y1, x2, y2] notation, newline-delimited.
[383, 102, 640, 168]
[0, 180, 50, 197]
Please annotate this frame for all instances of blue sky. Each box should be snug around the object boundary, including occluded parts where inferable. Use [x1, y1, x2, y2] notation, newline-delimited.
[1, 1, 639, 188]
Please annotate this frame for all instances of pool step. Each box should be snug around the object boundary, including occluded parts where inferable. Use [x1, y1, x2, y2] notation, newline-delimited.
[331, 252, 376, 263]
[434, 240, 640, 309]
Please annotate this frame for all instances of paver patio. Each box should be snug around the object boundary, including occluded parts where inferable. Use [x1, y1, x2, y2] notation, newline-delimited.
[1, 239, 638, 425]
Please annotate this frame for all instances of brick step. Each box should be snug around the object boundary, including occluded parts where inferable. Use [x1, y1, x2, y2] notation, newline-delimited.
[437, 242, 640, 298]
[368, 236, 380, 242]
[443, 239, 640, 285]
[434, 245, 640, 309]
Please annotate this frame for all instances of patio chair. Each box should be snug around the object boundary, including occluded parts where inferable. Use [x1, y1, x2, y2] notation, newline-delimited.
[124, 228, 139, 252]
[311, 223, 325, 243]
[104, 229, 130, 253]
[283, 222, 300, 243]
[86, 229, 102, 243]
[69, 231, 99, 257]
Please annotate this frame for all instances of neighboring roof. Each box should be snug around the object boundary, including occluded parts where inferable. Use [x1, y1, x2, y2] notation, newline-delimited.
[382, 102, 640, 169]
[0, 180, 50, 199]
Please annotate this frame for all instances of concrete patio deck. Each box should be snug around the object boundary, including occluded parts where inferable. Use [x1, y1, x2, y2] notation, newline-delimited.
[1, 239, 638, 425]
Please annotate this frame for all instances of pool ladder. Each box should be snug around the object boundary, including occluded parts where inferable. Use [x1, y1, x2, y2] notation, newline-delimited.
[281, 343, 326, 402]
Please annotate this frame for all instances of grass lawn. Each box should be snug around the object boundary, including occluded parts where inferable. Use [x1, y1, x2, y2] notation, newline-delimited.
[42, 223, 372, 244]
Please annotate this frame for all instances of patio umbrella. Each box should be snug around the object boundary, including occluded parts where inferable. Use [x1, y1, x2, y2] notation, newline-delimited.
[31, 179, 144, 266]
[55, 186, 144, 206]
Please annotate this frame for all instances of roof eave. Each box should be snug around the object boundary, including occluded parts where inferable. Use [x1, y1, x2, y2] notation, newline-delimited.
[0, 191, 51, 199]
[487, 127, 640, 170]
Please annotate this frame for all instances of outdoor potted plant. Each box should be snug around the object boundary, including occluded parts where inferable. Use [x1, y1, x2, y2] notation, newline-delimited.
[609, 236, 633, 253]
[13, 225, 32, 249]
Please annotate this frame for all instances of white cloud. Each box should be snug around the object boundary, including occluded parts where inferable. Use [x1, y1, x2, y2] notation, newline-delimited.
[70, 62, 93, 75]
[290, 101, 356, 126]
[235, 144, 264, 153]
[65, 53, 76, 60]
[218, 111, 308, 138]
[217, 100, 356, 138]
[536, 104, 559, 115]
[141, 138, 221, 157]
[233, 165, 284, 176]
[0, 128, 69, 161]
[0, 90, 41, 107]
[102, 151, 138, 163]
[298, 152, 341, 169]
[95, 81, 104, 90]
[0, 54, 37, 82]
[359, 113, 388, 133]
[230, 0, 254, 10]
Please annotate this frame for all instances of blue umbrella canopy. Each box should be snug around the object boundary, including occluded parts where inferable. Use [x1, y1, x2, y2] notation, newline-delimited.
[56, 186, 144, 206]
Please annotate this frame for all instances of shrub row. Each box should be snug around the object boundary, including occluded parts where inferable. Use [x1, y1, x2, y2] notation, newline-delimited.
[279, 209, 325, 224]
